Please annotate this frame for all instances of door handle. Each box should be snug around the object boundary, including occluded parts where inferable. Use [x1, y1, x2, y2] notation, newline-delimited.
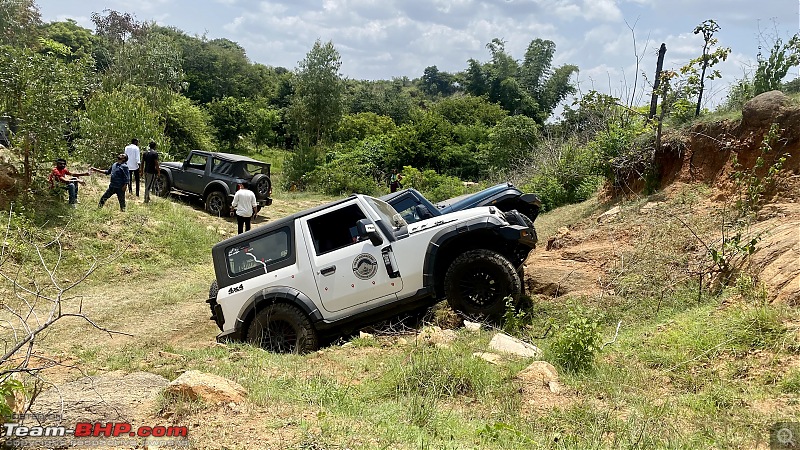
[320, 266, 336, 276]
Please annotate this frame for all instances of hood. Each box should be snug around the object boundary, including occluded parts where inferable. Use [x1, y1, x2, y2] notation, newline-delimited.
[407, 206, 503, 234]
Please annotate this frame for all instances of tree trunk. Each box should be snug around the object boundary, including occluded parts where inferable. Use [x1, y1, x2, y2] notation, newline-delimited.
[649, 43, 667, 120]
[695, 43, 710, 117]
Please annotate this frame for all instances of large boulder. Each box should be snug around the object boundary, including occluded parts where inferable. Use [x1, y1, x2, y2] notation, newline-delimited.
[742, 90, 789, 128]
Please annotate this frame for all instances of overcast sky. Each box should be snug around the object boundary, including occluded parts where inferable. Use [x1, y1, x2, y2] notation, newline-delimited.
[34, 0, 800, 110]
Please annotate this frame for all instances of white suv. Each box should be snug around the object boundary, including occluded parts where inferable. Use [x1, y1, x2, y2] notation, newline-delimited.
[208, 194, 537, 353]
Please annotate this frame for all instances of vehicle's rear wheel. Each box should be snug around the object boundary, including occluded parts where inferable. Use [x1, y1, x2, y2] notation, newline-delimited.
[250, 174, 271, 200]
[205, 190, 229, 216]
[153, 173, 171, 197]
[444, 249, 521, 317]
[246, 303, 318, 353]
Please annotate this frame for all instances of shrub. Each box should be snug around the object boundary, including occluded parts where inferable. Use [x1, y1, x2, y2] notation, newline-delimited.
[549, 308, 602, 373]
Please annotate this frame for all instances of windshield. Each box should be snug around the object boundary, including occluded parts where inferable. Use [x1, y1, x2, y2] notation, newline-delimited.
[365, 197, 407, 229]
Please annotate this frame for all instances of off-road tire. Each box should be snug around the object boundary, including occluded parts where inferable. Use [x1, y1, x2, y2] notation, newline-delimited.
[205, 190, 228, 216]
[207, 281, 224, 331]
[153, 173, 171, 197]
[246, 303, 318, 353]
[250, 174, 271, 200]
[444, 249, 521, 317]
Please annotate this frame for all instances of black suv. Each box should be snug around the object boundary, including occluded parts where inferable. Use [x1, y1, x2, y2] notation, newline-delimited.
[153, 150, 272, 216]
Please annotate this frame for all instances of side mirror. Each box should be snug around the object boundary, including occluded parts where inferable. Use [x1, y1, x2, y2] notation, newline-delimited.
[356, 219, 383, 246]
[182, 160, 189, 169]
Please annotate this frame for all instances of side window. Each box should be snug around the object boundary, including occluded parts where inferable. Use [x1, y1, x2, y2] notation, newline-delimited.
[307, 204, 367, 255]
[188, 154, 207, 170]
[226, 227, 291, 276]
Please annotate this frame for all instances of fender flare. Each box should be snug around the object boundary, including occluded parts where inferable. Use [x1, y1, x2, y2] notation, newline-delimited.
[422, 216, 508, 293]
[203, 180, 232, 199]
[233, 286, 323, 336]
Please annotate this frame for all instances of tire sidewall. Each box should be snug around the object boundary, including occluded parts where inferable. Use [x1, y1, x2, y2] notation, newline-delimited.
[245, 303, 318, 353]
[205, 191, 228, 216]
[444, 249, 521, 317]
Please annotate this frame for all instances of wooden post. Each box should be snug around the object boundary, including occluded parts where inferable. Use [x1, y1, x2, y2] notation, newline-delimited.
[649, 43, 667, 120]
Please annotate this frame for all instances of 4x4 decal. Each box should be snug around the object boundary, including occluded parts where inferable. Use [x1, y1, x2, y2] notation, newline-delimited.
[352, 253, 378, 280]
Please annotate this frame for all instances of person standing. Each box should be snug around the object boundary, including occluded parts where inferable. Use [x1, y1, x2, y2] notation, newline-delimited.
[91, 154, 130, 212]
[124, 138, 141, 197]
[389, 169, 403, 193]
[230, 181, 258, 234]
[142, 141, 160, 203]
[48, 158, 89, 207]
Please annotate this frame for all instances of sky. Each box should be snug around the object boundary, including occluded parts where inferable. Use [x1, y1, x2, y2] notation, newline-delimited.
[34, 0, 800, 111]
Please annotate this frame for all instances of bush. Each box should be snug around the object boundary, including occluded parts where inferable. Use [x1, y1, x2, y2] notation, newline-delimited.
[549, 308, 602, 373]
[400, 166, 471, 202]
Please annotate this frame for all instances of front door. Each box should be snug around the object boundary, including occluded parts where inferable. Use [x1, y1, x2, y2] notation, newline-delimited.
[172, 153, 208, 192]
[301, 201, 403, 313]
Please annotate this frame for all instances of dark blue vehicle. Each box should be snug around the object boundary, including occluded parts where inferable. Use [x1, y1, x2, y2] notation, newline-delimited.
[382, 182, 541, 227]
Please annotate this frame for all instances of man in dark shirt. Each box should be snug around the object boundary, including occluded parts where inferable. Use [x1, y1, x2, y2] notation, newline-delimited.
[91, 154, 131, 212]
[142, 141, 160, 203]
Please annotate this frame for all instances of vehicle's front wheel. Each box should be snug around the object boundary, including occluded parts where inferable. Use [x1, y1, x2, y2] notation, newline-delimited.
[153, 173, 171, 197]
[444, 249, 522, 317]
[246, 303, 318, 353]
[205, 190, 229, 216]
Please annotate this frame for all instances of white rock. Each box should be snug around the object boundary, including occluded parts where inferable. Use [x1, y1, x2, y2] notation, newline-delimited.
[488, 333, 542, 358]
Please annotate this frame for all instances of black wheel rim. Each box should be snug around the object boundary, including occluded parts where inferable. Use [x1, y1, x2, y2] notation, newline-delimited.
[255, 178, 270, 197]
[154, 176, 164, 195]
[208, 194, 225, 215]
[260, 319, 298, 353]
[457, 265, 505, 308]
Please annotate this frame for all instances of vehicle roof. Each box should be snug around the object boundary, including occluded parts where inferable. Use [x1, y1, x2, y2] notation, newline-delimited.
[437, 182, 519, 211]
[194, 151, 269, 165]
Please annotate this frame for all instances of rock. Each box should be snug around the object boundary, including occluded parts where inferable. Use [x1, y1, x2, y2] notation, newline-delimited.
[464, 320, 481, 332]
[546, 226, 573, 251]
[359, 331, 374, 339]
[516, 361, 564, 396]
[158, 351, 185, 360]
[397, 337, 409, 346]
[30, 371, 169, 425]
[742, 90, 789, 128]
[165, 370, 247, 404]
[416, 326, 457, 347]
[472, 352, 502, 364]
[488, 333, 542, 358]
[516, 361, 559, 386]
[597, 205, 621, 223]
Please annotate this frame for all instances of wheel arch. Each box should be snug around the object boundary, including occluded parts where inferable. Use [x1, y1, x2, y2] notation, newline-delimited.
[203, 181, 232, 199]
[234, 286, 323, 339]
[423, 221, 514, 300]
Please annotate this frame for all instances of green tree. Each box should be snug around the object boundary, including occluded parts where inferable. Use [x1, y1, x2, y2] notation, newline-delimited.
[461, 38, 577, 123]
[0, 0, 42, 47]
[487, 114, 541, 171]
[0, 46, 93, 185]
[207, 96, 253, 149]
[74, 84, 165, 166]
[754, 34, 800, 95]
[420, 65, 456, 97]
[288, 39, 344, 146]
[681, 19, 731, 117]
[164, 93, 214, 155]
[42, 19, 98, 61]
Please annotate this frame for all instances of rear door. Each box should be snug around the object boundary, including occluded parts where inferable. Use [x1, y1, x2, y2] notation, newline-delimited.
[299, 200, 403, 313]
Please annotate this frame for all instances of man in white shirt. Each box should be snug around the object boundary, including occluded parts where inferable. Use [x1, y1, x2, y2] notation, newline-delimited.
[124, 138, 141, 197]
[230, 181, 258, 234]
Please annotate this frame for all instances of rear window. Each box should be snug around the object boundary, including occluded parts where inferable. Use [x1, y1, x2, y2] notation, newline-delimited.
[226, 227, 291, 276]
